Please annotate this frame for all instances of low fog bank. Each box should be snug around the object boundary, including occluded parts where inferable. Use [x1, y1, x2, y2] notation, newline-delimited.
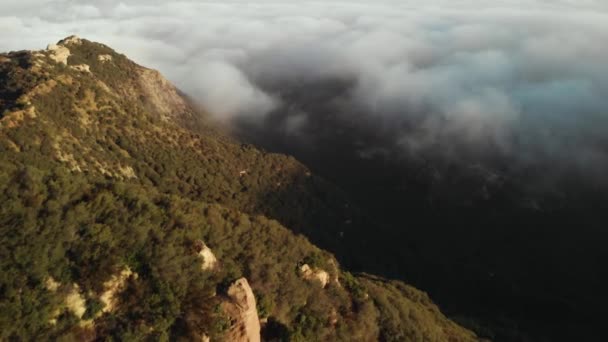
[2, 1, 608, 197]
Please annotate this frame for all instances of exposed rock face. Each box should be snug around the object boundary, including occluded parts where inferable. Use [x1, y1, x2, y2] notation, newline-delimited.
[138, 68, 191, 122]
[98, 54, 112, 62]
[45, 36, 81, 66]
[44, 278, 86, 324]
[100, 267, 136, 313]
[60, 35, 83, 45]
[47, 44, 71, 65]
[71, 64, 91, 73]
[65, 284, 87, 319]
[299, 264, 330, 288]
[117, 165, 137, 179]
[45, 277, 61, 292]
[195, 240, 218, 271]
[221, 278, 261, 342]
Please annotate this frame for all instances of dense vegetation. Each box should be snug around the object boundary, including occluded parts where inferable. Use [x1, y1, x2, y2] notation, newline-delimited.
[0, 37, 479, 341]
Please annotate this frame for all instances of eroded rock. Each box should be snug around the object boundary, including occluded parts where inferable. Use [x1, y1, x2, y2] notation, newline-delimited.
[60, 35, 83, 45]
[118, 165, 137, 179]
[195, 240, 218, 271]
[45, 278, 86, 324]
[221, 278, 261, 342]
[98, 54, 112, 62]
[45, 277, 61, 292]
[47, 44, 71, 65]
[300, 264, 330, 288]
[138, 68, 190, 121]
[71, 64, 91, 73]
[65, 284, 87, 319]
[100, 267, 136, 313]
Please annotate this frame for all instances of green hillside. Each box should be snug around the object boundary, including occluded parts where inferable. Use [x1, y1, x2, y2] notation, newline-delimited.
[0, 37, 480, 341]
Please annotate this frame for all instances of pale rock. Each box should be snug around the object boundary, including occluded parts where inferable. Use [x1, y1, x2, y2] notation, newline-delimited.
[221, 278, 261, 342]
[47, 44, 71, 65]
[195, 240, 218, 271]
[71, 64, 91, 73]
[100, 267, 136, 313]
[65, 284, 87, 319]
[60, 35, 83, 45]
[138, 68, 190, 121]
[98, 54, 113, 62]
[31, 52, 46, 69]
[45, 277, 61, 292]
[300, 264, 330, 288]
[118, 165, 137, 179]
[44, 279, 93, 325]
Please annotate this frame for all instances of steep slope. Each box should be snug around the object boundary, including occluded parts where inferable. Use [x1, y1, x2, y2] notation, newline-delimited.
[0, 37, 480, 341]
[0, 36, 376, 267]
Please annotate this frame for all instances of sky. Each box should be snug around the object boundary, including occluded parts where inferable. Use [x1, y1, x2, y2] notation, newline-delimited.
[2, 0, 608, 186]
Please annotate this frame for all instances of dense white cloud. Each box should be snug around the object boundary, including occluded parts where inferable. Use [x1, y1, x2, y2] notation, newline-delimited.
[179, 61, 277, 119]
[1, 1, 607, 181]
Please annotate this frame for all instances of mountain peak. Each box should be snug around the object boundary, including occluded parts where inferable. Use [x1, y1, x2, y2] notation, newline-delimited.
[3, 36, 197, 125]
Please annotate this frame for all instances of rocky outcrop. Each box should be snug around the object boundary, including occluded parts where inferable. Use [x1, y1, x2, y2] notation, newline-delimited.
[44, 278, 86, 320]
[221, 278, 261, 342]
[100, 267, 136, 313]
[44, 36, 82, 66]
[59, 35, 83, 46]
[138, 68, 191, 122]
[47, 44, 71, 65]
[98, 54, 112, 62]
[65, 284, 87, 319]
[45, 278, 85, 324]
[71, 64, 91, 73]
[45, 277, 61, 292]
[44, 268, 135, 326]
[195, 240, 218, 271]
[117, 165, 137, 179]
[299, 264, 330, 288]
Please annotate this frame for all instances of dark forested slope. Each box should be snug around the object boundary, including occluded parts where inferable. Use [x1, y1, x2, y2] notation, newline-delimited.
[234, 76, 608, 342]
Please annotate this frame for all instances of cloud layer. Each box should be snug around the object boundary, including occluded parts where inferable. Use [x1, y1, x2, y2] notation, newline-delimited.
[2, 0, 608, 187]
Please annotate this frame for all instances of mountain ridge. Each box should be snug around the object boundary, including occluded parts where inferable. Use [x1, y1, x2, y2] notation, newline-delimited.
[0, 36, 481, 341]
